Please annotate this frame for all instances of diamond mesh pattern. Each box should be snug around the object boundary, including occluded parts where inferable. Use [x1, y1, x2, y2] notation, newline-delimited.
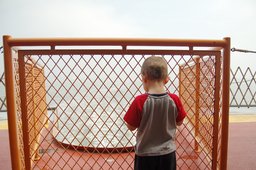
[0, 52, 6, 112]
[230, 67, 256, 107]
[13, 54, 26, 170]
[23, 57, 48, 162]
[179, 56, 221, 169]
[13, 48, 225, 170]
[0, 72, 7, 111]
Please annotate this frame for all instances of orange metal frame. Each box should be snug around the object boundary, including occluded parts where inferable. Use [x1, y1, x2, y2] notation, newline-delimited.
[3, 35, 230, 170]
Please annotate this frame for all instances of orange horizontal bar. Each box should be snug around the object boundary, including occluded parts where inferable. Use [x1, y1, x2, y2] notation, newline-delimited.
[5, 35, 227, 48]
[18, 49, 221, 56]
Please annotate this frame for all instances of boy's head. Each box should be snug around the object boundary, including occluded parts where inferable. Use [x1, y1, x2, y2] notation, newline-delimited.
[141, 56, 168, 82]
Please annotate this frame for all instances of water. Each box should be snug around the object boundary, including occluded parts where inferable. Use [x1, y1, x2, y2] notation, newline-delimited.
[0, 111, 7, 120]
[229, 107, 256, 114]
[50, 88, 137, 148]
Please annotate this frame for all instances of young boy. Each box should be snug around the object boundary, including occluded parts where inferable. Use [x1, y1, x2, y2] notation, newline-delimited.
[124, 56, 187, 170]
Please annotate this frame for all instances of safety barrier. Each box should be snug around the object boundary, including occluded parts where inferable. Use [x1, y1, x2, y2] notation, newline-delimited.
[3, 36, 230, 170]
[0, 72, 7, 111]
[23, 57, 47, 162]
[179, 55, 221, 169]
[3, 67, 256, 112]
[230, 67, 256, 107]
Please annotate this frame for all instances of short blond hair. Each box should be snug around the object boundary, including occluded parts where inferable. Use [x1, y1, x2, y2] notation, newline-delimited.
[141, 56, 168, 81]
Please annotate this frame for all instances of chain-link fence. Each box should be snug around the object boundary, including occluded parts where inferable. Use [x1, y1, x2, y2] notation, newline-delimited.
[3, 36, 230, 170]
[179, 55, 222, 169]
[230, 67, 256, 107]
[0, 47, 7, 112]
[4, 66, 255, 112]
[0, 72, 6, 111]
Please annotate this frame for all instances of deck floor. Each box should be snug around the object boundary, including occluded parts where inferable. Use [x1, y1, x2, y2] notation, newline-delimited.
[1, 115, 256, 169]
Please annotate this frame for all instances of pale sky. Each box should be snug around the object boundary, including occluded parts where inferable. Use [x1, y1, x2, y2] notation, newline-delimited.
[0, 0, 256, 70]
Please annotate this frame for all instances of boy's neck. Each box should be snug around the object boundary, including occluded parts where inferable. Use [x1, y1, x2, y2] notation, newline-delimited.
[147, 81, 166, 94]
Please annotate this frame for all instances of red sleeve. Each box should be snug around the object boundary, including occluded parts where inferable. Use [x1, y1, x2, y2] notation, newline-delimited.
[124, 94, 148, 128]
[169, 93, 187, 122]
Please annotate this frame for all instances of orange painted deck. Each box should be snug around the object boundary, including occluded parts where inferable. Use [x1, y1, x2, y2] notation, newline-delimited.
[1, 115, 256, 170]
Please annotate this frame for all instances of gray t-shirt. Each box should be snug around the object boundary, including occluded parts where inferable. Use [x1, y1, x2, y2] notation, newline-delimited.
[124, 92, 186, 156]
[136, 93, 178, 156]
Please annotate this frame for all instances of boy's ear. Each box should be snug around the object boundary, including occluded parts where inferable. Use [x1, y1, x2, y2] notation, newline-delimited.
[164, 76, 170, 84]
[142, 75, 147, 83]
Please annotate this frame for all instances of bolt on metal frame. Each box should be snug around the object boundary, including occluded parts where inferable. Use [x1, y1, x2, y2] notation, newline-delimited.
[3, 35, 230, 170]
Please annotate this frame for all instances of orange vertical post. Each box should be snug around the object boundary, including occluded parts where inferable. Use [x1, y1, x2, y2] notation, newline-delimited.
[212, 53, 221, 170]
[220, 37, 231, 170]
[18, 55, 31, 170]
[178, 66, 182, 103]
[3, 35, 22, 170]
[194, 57, 200, 152]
